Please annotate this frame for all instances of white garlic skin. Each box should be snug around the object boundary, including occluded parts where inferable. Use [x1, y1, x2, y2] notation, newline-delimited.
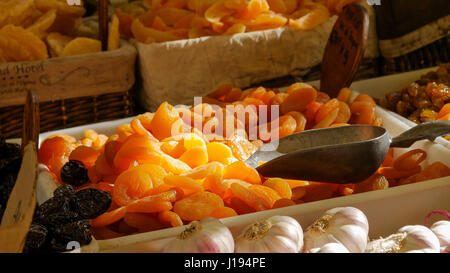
[366, 225, 441, 253]
[310, 243, 350, 253]
[163, 217, 234, 253]
[398, 225, 440, 253]
[303, 207, 369, 253]
[430, 220, 450, 253]
[234, 215, 303, 253]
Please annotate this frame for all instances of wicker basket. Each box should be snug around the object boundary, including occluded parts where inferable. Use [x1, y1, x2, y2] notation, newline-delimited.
[0, 42, 137, 139]
[380, 36, 449, 75]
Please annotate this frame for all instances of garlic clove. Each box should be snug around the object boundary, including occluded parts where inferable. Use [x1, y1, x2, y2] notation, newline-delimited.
[366, 225, 440, 253]
[163, 217, 234, 253]
[234, 215, 303, 253]
[310, 243, 350, 253]
[303, 207, 369, 253]
[430, 220, 450, 253]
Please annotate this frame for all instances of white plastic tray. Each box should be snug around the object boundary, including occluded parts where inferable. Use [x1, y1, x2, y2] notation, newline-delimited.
[35, 69, 450, 253]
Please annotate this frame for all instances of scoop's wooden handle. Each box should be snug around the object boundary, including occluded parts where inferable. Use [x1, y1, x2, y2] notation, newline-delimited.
[320, 3, 369, 97]
[98, 0, 109, 51]
[22, 89, 40, 150]
[0, 90, 40, 253]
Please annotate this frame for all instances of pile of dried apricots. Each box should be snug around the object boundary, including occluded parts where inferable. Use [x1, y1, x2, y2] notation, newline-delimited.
[38, 82, 450, 239]
[115, 0, 362, 43]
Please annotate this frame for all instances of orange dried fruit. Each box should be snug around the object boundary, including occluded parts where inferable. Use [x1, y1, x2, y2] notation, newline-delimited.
[60, 37, 101, 57]
[350, 101, 375, 124]
[393, 149, 427, 171]
[229, 182, 270, 211]
[174, 191, 224, 221]
[249, 184, 281, 207]
[181, 161, 224, 179]
[280, 87, 317, 114]
[223, 161, 262, 184]
[164, 175, 203, 195]
[312, 107, 339, 129]
[160, 153, 192, 174]
[263, 177, 292, 199]
[113, 169, 153, 206]
[124, 212, 165, 231]
[272, 198, 296, 209]
[158, 211, 184, 227]
[26, 8, 57, 39]
[151, 101, 184, 140]
[90, 206, 127, 227]
[227, 197, 256, 214]
[203, 173, 228, 197]
[336, 87, 351, 103]
[286, 111, 307, 132]
[206, 142, 233, 164]
[68, 146, 101, 168]
[179, 147, 208, 168]
[209, 206, 238, 219]
[289, 3, 329, 30]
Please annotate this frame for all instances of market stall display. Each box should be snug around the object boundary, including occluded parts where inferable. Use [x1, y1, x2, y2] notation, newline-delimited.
[32, 81, 450, 249]
[0, 0, 448, 255]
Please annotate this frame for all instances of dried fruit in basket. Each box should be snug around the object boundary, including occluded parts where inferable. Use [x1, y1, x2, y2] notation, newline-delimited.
[26, 9, 57, 39]
[0, 0, 35, 28]
[0, 24, 48, 62]
[108, 14, 120, 51]
[45, 32, 73, 57]
[60, 37, 101, 57]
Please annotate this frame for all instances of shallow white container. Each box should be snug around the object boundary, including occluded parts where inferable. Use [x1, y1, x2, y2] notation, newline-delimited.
[35, 69, 450, 253]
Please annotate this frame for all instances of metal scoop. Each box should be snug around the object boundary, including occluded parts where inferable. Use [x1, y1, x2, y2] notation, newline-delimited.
[246, 121, 450, 184]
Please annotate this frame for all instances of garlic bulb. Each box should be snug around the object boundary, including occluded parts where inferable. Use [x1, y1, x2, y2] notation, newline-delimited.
[234, 215, 303, 253]
[310, 243, 350, 253]
[366, 225, 440, 253]
[430, 221, 450, 253]
[303, 207, 369, 253]
[162, 217, 234, 253]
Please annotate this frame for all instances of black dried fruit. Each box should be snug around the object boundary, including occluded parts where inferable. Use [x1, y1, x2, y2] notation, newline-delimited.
[24, 224, 48, 249]
[75, 188, 112, 219]
[54, 184, 76, 198]
[60, 160, 89, 187]
[53, 220, 92, 246]
[34, 196, 80, 227]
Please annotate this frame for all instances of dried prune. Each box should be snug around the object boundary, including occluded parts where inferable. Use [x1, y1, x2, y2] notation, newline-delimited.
[54, 185, 76, 198]
[33, 196, 80, 227]
[60, 160, 89, 187]
[24, 224, 48, 250]
[53, 220, 92, 246]
[75, 188, 111, 219]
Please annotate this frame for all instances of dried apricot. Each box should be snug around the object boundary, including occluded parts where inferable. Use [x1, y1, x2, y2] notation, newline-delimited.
[272, 198, 296, 209]
[158, 211, 184, 227]
[113, 169, 153, 206]
[223, 161, 262, 184]
[393, 149, 427, 171]
[280, 87, 317, 114]
[179, 147, 208, 168]
[229, 182, 270, 211]
[90, 206, 127, 227]
[181, 162, 224, 179]
[164, 175, 203, 196]
[174, 191, 224, 221]
[151, 102, 184, 140]
[263, 177, 292, 199]
[69, 146, 101, 168]
[209, 207, 238, 219]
